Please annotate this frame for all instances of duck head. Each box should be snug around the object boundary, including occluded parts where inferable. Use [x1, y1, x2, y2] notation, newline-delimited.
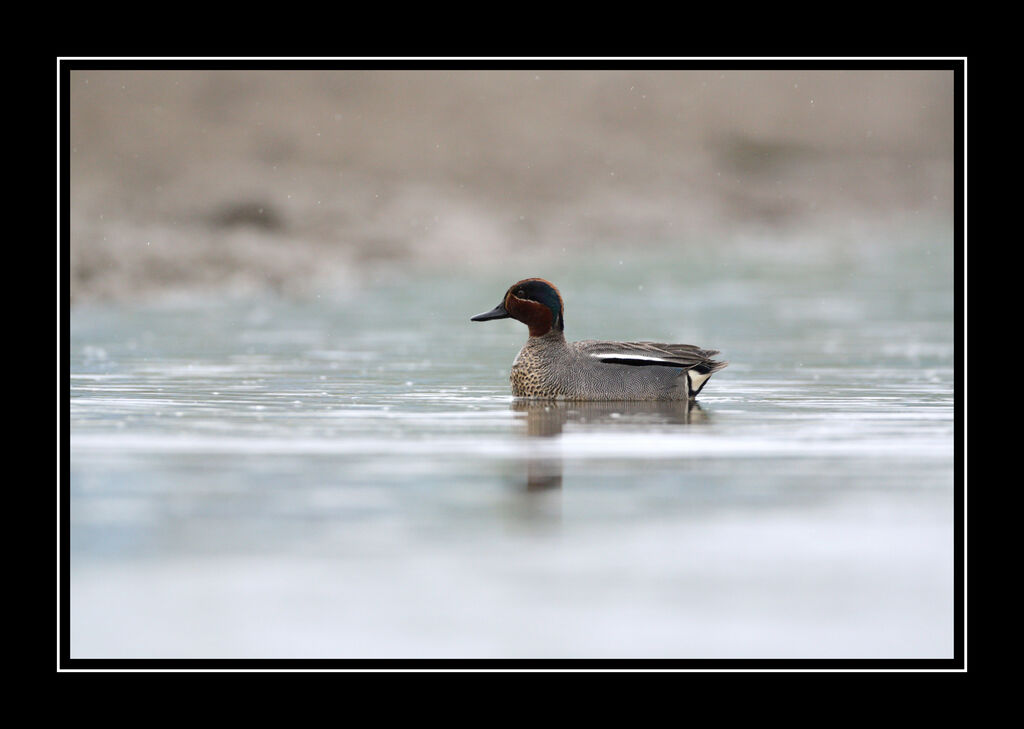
[471, 278, 565, 337]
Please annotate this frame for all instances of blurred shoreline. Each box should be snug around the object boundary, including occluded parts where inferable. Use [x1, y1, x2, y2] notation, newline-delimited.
[69, 70, 954, 304]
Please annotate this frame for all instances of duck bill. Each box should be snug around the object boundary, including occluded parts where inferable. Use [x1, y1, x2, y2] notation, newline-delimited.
[471, 303, 510, 322]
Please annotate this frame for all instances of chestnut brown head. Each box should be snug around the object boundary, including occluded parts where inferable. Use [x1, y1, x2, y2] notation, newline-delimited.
[471, 278, 565, 337]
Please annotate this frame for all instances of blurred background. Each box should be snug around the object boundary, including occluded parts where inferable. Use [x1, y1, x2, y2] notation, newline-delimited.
[68, 68, 957, 660]
[70, 69, 953, 302]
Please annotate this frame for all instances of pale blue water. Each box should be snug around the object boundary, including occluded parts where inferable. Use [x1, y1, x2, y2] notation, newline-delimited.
[69, 228, 956, 659]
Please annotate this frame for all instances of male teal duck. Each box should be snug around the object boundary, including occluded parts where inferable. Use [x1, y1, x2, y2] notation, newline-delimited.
[471, 278, 727, 400]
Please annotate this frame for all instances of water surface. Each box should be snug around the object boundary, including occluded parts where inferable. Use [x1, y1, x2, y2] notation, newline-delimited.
[69, 232, 955, 659]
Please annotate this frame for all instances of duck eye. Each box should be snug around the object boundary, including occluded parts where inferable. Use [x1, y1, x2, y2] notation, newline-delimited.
[515, 289, 525, 297]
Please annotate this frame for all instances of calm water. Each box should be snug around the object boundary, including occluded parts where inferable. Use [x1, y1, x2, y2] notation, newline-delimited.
[68, 229, 956, 659]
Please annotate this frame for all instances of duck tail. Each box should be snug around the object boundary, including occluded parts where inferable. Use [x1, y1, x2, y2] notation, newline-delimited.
[685, 357, 728, 399]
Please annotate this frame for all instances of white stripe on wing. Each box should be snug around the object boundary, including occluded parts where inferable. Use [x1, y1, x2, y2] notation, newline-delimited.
[590, 353, 678, 364]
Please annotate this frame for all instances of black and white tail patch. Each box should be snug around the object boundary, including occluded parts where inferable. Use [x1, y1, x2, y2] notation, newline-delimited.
[686, 368, 712, 398]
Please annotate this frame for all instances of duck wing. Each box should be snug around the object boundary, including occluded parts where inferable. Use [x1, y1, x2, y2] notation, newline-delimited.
[575, 340, 728, 373]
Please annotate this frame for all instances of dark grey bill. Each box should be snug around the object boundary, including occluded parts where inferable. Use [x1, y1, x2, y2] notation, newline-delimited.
[470, 303, 510, 322]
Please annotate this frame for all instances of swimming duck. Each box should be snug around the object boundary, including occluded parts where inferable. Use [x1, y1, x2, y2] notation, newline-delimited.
[471, 278, 727, 400]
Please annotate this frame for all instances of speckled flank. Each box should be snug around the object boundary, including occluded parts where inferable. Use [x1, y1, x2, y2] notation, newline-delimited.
[509, 330, 711, 401]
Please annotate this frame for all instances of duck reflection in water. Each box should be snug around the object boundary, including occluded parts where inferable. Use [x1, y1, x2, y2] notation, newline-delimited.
[512, 399, 707, 492]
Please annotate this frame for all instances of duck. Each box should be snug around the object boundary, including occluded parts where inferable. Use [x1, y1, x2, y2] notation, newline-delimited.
[471, 278, 727, 400]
